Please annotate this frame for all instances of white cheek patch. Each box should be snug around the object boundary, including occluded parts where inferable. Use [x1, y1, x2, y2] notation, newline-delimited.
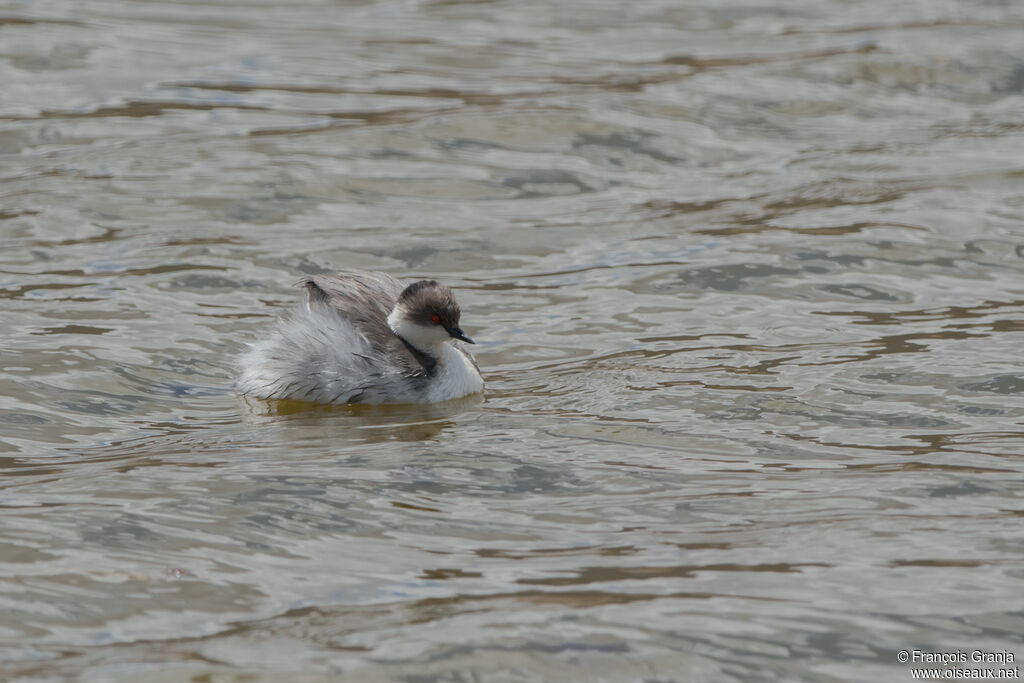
[388, 310, 450, 350]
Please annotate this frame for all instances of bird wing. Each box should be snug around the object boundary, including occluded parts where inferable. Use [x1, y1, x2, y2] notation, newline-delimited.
[301, 271, 435, 378]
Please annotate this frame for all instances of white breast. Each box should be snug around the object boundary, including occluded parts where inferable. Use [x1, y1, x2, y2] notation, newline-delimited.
[427, 343, 485, 402]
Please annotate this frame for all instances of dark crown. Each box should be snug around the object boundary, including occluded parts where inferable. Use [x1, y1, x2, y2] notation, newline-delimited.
[397, 280, 461, 328]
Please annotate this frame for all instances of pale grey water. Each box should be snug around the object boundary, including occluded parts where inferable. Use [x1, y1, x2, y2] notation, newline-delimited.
[2, 1, 1024, 681]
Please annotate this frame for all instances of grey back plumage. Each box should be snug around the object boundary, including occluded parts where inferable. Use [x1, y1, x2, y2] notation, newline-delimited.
[302, 271, 437, 378]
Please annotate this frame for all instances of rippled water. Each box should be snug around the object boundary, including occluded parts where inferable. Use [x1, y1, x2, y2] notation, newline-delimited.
[3, 1, 1024, 681]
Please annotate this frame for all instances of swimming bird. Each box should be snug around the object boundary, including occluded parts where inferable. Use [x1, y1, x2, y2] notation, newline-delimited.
[238, 270, 483, 405]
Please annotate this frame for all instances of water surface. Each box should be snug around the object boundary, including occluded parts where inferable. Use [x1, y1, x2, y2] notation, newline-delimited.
[2, 1, 1024, 681]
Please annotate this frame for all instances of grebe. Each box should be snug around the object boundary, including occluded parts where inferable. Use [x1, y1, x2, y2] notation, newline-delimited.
[238, 270, 483, 405]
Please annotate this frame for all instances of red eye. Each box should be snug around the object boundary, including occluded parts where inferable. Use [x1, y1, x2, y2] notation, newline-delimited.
[430, 314, 440, 323]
